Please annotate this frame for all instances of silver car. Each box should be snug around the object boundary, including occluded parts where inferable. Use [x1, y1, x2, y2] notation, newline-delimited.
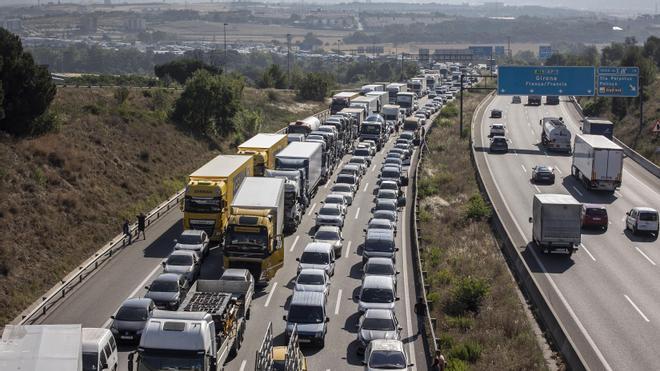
[315, 204, 346, 228]
[294, 268, 330, 296]
[356, 275, 398, 313]
[162, 250, 200, 284]
[174, 230, 210, 258]
[144, 273, 189, 310]
[363, 339, 411, 371]
[348, 156, 369, 174]
[363, 257, 398, 290]
[371, 210, 398, 225]
[313, 225, 344, 256]
[357, 309, 401, 354]
[323, 193, 349, 208]
[367, 218, 396, 235]
[331, 184, 355, 205]
[110, 298, 154, 343]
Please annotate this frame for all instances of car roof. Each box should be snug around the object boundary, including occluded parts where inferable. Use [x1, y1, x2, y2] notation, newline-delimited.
[325, 193, 345, 200]
[370, 339, 404, 352]
[181, 230, 204, 237]
[168, 250, 196, 258]
[298, 268, 326, 276]
[380, 180, 398, 186]
[303, 242, 333, 253]
[364, 308, 395, 319]
[373, 209, 396, 217]
[290, 290, 325, 307]
[121, 298, 153, 309]
[633, 207, 658, 213]
[320, 203, 341, 209]
[362, 275, 395, 289]
[378, 189, 398, 195]
[316, 225, 340, 233]
[343, 164, 360, 170]
[155, 273, 181, 282]
[366, 257, 395, 266]
[366, 228, 395, 240]
[221, 268, 249, 279]
[350, 156, 366, 161]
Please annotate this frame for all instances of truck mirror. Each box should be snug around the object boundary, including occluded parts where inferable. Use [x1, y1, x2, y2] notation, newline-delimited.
[296, 257, 300, 262]
[110, 315, 115, 320]
[528, 217, 533, 223]
[173, 239, 177, 243]
[283, 315, 287, 321]
[326, 317, 330, 323]
[144, 285, 149, 290]
[161, 261, 166, 267]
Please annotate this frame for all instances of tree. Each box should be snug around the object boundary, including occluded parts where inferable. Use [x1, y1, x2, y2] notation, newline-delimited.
[171, 70, 244, 136]
[233, 109, 263, 143]
[154, 59, 221, 85]
[297, 72, 333, 101]
[258, 64, 286, 89]
[299, 32, 323, 51]
[0, 28, 57, 136]
[643, 36, 660, 66]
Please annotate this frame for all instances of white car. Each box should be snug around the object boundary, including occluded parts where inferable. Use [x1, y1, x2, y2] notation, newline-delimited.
[363, 339, 412, 370]
[331, 183, 356, 205]
[489, 123, 505, 137]
[294, 268, 330, 296]
[323, 193, 349, 208]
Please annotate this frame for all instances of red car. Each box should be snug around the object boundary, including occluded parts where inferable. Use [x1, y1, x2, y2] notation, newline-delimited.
[581, 204, 608, 230]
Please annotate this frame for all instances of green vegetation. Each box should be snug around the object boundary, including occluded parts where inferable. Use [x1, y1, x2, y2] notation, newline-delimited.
[65, 74, 162, 88]
[0, 28, 57, 136]
[297, 72, 334, 101]
[418, 90, 547, 370]
[154, 59, 222, 85]
[258, 64, 287, 89]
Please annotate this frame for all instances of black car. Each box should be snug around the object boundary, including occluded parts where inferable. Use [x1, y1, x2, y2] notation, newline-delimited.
[490, 109, 502, 118]
[512, 96, 521, 104]
[489, 136, 508, 153]
[531, 165, 555, 183]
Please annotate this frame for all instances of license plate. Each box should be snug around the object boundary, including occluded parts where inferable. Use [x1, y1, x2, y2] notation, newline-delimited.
[592, 218, 601, 221]
[120, 335, 133, 340]
[298, 338, 311, 343]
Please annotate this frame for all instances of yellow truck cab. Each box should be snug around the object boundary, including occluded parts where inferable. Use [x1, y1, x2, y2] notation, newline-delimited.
[183, 155, 253, 242]
[237, 133, 288, 176]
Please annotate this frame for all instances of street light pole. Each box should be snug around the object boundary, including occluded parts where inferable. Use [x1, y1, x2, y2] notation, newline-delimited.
[287, 34, 292, 89]
[223, 23, 228, 67]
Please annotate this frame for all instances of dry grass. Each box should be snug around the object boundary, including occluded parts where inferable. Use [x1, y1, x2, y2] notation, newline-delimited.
[418, 92, 548, 370]
[0, 86, 324, 328]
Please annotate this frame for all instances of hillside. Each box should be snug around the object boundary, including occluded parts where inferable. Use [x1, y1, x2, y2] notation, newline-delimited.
[0, 87, 325, 327]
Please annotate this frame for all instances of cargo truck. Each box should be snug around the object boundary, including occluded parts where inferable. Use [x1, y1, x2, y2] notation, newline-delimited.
[527, 95, 542, 106]
[571, 134, 623, 191]
[540, 117, 572, 152]
[237, 133, 288, 176]
[1, 325, 83, 371]
[409, 78, 426, 97]
[366, 91, 389, 113]
[353, 95, 379, 115]
[581, 117, 614, 139]
[128, 270, 254, 371]
[360, 84, 383, 95]
[330, 92, 360, 114]
[403, 118, 421, 145]
[287, 116, 321, 136]
[396, 92, 416, 116]
[183, 155, 253, 241]
[224, 177, 285, 281]
[386, 83, 407, 104]
[382, 104, 402, 132]
[276, 142, 324, 201]
[265, 169, 304, 232]
[360, 115, 386, 150]
[255, 322, 307, 371]
[530, 194, 582, 256]
[340, 107, 365, 128]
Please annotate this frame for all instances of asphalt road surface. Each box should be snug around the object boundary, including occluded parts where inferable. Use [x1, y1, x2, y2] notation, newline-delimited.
[473, 95, 660, 371]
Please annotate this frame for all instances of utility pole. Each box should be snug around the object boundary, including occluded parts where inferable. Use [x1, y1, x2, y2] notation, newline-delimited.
[223, 23, 228, 67]
[287, 34, 292, 89]
[639, 83, 644, 136]
[459, 74, 464, 137]
[507, 37, 512, 63]
[400, 53, 404, 80]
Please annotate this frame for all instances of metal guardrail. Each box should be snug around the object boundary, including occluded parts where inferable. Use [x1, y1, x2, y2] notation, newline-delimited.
[14, 106, 332, 327]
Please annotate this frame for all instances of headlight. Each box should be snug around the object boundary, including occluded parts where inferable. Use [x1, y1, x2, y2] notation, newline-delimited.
[169, 300, 179, 306]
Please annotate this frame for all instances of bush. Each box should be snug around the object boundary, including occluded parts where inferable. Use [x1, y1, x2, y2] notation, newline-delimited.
[440, 103, 459, 118]
[445, 316, 474, 332]
[154, 59, 221, 85]
[297, 72, 334, 101]
[28, 111, 61, 136]
[582, 97, 608, 116]
[464, 194, 491, 220]
[114, 87, 130, 105]
[418, 176, 440, 198]
[446, 358, 469, 371]
[447, 276, 490, 314]
[267, 90, 280, 102]
[449, 341, 482, 363]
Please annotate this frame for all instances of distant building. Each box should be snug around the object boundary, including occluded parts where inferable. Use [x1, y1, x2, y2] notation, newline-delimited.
[104, 0, 111, 4]
[125, 18, 146, 32]
[433, 49, 474, 62]
[3, 19, 23, 33]
[80, 15, 98, 34]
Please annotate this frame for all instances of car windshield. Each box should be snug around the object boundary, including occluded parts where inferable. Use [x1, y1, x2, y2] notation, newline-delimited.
[365, 240, 394, 252]
[366, 262, 395, 275]
[378, 191, 397, 199]
[354, 149, 370, 157]
[536, 166, 551, 173]
[297, 273, 325, 285]
[369, 350, 406, 369]
[150, 279, 178, 292]
[640, 212, 658, 221]
[380, 182, 398, 191]
[369, 223, 391, 231]
[116, 306, 149, 321]
[315, 230, 340, 240]
[363, 317, 396, 331]
[288, 305, 324, 324]
[382, 170, 399, 178]
[493, 138, 506, 144]
[320, 207, 341, 216]
[337, 176, 355, 184]
[586, 208, 607, 217]
[178, 235, 202, 245]
[374, 212, 395, 222]
[167, 255, 193, 266]
[332, 185, 352, 193]
[325, 196, 344, 204]
[361, 288, 394, 303]
[301, 251, 329, 265]
[350, 158, 365, 165]
[82, 352, 98, 371]
[385, 159, 402, 166]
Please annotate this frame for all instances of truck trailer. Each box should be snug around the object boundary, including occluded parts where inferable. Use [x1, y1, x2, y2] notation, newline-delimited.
[265, 169, 304, 232]
[366, 91, 389, 113]
[381, 104, 402, 131]
[255, 322, 306, 371]
[237, 133, 288, 176]
[183, 155, 253, 241]
[527, 95, 542, 106]
[540, 117, 572, 152]
[276, 142, 324, 201]
[571, 134, 623, 191]
[386, 83, 407, 104]
[352, 95, 379, 115]
[330, 92, 360, 114]
[224, 177, 285, 281]
[396, 92, 416, 116]
[531, 194, 582, 256]
[581, 117, 614, 139]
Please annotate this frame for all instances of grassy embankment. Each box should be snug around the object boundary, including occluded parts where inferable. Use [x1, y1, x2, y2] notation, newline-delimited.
[417, 91, 549, 370]
[0, 86, 325, 328]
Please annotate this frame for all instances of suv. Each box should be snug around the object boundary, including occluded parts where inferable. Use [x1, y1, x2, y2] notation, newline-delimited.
[284, 291, 329, 347]
[489, 136, 508, 153]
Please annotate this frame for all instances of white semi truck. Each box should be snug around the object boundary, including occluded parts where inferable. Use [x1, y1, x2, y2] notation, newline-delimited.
[571, 134, 624, 192]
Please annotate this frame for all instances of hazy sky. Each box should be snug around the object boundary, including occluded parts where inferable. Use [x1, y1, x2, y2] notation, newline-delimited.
[0, 0, 657, 14]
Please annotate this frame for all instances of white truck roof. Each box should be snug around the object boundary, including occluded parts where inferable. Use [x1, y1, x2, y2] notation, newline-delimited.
[238, 133, 286, 149]
[576, 134, 622, 150]
[534, 193, 580, 205]
[277, 142, 322, 158]
[0, 325, 82, 371]
[232, 177, 284, 208]
[190, 155, 252, 178]
[333, 92, 359, 98]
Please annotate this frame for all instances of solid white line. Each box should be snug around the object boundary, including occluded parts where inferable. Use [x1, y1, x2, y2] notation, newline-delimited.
[264, 282, 278, 307]
[103, 260, 164, 329]
[635, 246, 657, 266]
[371, 165, 376, 172]
[581, 244, 596, 262]
[345, 241, 352, 259]
[334, 289, 343, 315]
[521, 164, 527, 173]
[363, 182, 369, 192]
[533, 185, 541, 193]
[623, 168, 660, 197]
[400, 207, 417, 370]
[324, 181, 330, 189]
[307, 203, 317, 216]
[572, 186, 584, 197]
[239, 360, 247, 371]
[355, 207, 360, 219]
[624, 295, 650, 322]
[289, 236, 300, 252]
[614, 190, 623, 198]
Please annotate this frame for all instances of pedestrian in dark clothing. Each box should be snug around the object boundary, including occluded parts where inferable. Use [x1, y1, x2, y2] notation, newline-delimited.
[137, 213, 146, 240]
[431, 350, 446, 371]
[123, 219, 132, 245]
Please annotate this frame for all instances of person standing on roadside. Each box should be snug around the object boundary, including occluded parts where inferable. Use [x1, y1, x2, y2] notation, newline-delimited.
[136, 212, 146, 240]
[431, 349, 446, 371]
[123, 219, 131, 245]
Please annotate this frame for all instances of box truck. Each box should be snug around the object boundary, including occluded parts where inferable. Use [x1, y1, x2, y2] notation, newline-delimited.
[237, 133, 288, 176]
[276, 142, 324, 200]
[366, 91, 389, 113]
[352, 95, 379, 115]
[396, 92, 416, 116]
[571, 134, 624, 191]
[581, 117, 614, 139]
[386, 83, 407, 104]
[530, 194, 582, 256]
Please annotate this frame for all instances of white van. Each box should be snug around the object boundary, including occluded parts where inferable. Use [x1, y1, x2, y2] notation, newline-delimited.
[82, 328, 118, 371]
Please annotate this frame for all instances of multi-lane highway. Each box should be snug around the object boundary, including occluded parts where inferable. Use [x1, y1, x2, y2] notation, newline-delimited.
[474, 95, 660, 370]
[35, 102, 435, 371]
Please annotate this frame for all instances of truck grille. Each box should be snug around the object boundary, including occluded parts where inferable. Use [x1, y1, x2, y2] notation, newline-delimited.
[190, 221, 216, 236]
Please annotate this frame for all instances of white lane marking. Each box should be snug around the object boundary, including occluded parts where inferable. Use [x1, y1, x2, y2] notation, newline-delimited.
[521, 165, 527, 173]
[289, 236, 300, 252]
[324, 181, 330, 189]
[530, 129, 535, 136]
[533, 185, 541, 193]
[345, 241, 352, 259]
[102, 260, 164, 329]
[581, 244, 596, 262]
[635, 246, 657, 266]
[334, 289, 343, 315]
[481, 141, 613, 370]
[307, 203, 317, 216]
[371, 164, 376, 172]
[623, 168, 660, 197]
[363, 182, 369, 192]
[555, 167, 562, 174]
[264, 282, 278, 307]
[239, 360, 247, 371]
[355, 207, 360, 219]
[572, 186, 584, 197]
[400, 207, 417, 370]
[624, 295, 650, 322]
[614, 190, 623, 198]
